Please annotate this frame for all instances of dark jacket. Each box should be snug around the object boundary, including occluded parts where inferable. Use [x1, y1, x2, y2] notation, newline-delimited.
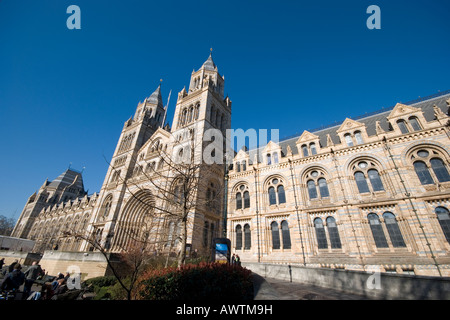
[3, 269, 25, 290]
[24, 264, 43, 281]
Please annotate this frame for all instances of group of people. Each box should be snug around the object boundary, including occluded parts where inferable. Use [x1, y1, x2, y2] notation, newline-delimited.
[231, 253, 241, 265]
[0, 257, 70, 300]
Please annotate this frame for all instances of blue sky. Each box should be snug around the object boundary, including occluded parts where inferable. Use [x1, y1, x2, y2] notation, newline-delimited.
[1, 0, 449, 221]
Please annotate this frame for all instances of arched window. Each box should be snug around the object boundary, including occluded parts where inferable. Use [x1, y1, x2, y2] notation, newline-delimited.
[409, 117, 421, 131]
[414, 161, 434, 185]
[235, 192, 242, 210]
[314, 218, 327, 249]
[100, 196, 113, 220]
[281, 220, 291, 249]
[353, 161, 385, 193]
[273, 152, 279, 164]
[235, 225, 242, 250]
[326, 217, 341, 249]
[242, 160, 247, 171]
[236, 162, 241, 172]
[435, 207, 450, 243]
[267, 178, 286, 205]
[354, 131, 364, 145]
[368, 213, 388, 248]
[411, 149, 450, 185]
[368, 169, 385, 191]
[382, 212, 406, 248]
[397, 120, 409, 134]
[318, 178, 330, 198]
[194, 103, 200, 120]
[344, 133, 353, 147]
[271, 221, 280, 249]
[307, 180, 317, 199]
[277, 185, 286, 204]
[302, 145, 309, 157]
[266, 153, 272, 165]
[236, 185, 250, 210]
[203, 221, 209, 247]
[268, 186, 277, 205]
[430, 158, 450, 183]
[305, 170, 330, 200]
[310, 143, 317, 155]
[243, 191, 250, 208]
[244, 224, 251, 249]
[355, 171, 370, 193]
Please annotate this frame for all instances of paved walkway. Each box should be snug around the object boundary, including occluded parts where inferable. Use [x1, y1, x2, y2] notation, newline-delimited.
[252, 274, 371, 300]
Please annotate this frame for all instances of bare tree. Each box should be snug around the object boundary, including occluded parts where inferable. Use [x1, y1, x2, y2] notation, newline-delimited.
[0, 214, 16, 236]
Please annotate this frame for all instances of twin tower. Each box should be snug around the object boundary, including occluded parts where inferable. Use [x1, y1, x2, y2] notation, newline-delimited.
[12, 54, 232, 255]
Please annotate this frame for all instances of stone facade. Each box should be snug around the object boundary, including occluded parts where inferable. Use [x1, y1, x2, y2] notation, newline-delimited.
[11, 55, 450, 277]
[226, 94, 450, 277]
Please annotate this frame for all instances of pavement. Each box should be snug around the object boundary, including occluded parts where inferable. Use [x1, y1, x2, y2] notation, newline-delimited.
[252, 273, 370, 300]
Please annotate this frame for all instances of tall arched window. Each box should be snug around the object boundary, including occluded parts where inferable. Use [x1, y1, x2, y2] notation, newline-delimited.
[435, 207, 450, 243]
[236, 192, 242, 210]
[353, 161, 385, 193]
[100, 196, 113, 220]
[266, 153, 272, 165]
[368, 213, 388, 248]
[242, 160, 247, 171]
[267, 178, 286, 205]
[382, 212, 406, 248]
[411, 149, 450, 185]
[326, 217, 341, 249]
[310, 143, 317, 155]
[277, 185, 286, 204]
[408, 117, 421, 131]
[305, 170, 330, 200]
[344, 133, 353, 147]
[397, 120, 409, 134]
[203, 221, 209, 247]
[273, 152, 279, 164]
[271, 221, 280, 249]
[430, 158, 450, 182]
[414, 161, 434, 185]
[314, 218, 327, 249]
[318, 178, 330, 198]
[354, 131, 364, 145]
[243, 191, 250, 208]
[236, 162, 241, 172]
[235, 184, 250, 210]
[268, 187, 277, 205]
[281, 220, 291, 249]
[302, 145, 309, 157]
[307, 180, 317, 199]
[194, 103, 200, 120]
[235, 225, 242, 250]
[367, 169, 384, 191]
[244, 224, 251, 249]
[355, 171, 370, 193]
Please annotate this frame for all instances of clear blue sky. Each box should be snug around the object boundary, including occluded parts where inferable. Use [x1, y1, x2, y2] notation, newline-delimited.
[1, 0, 449, 222]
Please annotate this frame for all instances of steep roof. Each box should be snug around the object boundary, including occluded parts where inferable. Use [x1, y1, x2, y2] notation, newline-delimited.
[202, 53, 217, 71]
[146, 84, 164, 108]
[47, 169, 85, 191]
[246, 90, 450, 163]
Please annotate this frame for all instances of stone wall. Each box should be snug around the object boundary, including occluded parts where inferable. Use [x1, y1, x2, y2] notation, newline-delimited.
[38, 251, 110, 280]
[244, 262, 450, 300]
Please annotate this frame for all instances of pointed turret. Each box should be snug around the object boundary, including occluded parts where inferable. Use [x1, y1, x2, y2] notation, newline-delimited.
[202, 51, 217, 71]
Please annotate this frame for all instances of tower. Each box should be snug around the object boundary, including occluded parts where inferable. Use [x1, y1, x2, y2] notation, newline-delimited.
[81, 84, 168, 251]
[171, 52, 232, 251]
